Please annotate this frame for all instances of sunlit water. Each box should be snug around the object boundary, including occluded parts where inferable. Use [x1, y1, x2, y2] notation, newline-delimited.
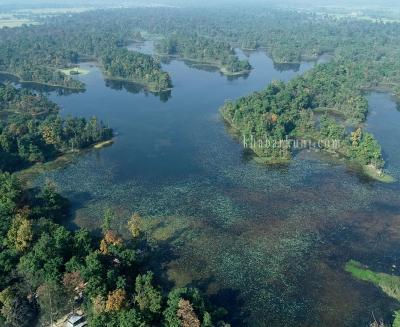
[28, 44, 400, 326]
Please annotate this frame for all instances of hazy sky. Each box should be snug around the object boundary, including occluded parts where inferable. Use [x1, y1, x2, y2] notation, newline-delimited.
[1, 0, 400, 11]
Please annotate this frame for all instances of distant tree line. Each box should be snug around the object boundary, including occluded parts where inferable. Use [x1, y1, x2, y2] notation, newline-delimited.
[2, 7, 400, 95]
[0, 21, 171, 91]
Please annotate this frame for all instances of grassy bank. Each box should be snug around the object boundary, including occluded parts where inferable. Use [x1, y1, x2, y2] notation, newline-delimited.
[0, 19, 37, 28]
[363, 165, 396, 183]
[0, 14, 38, 28]
[220, 66, 251, 76]
[253, 155, 291, 165]
[93, 139, 114, 149]
[345, 260, 400, 326]
[345, 260, 400, 297]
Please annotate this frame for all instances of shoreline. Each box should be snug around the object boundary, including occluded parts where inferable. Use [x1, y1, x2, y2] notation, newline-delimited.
[0, 70, 85, 90]
[362, 164, 395, 183]
[158, 53, 251, 77]
[103, 73, 172, 93]
[220, 111, 395, 183]
[93, 139, 114, 149]
[15, 138, 115, 187]
[0, 62, 171, 94]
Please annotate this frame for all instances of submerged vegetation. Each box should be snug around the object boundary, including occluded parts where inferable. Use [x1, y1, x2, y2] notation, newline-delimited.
[0, 174, 229, 326]
[0, 72, 227, 326]
[220, 77, 388, 180]
[0, 20, 225, 323]
[1, 3, 400, 326]
[220, 54, 397, 180]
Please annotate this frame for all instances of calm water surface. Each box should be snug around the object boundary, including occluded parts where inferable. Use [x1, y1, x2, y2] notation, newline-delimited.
[31, 44, 400, 326]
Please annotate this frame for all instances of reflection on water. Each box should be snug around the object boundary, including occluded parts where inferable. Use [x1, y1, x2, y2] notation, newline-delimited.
[105, 78, 171, 102]
[129, 42, 252, 81]
[30, 46, 400, 326]
[0, 72, 19, 84]
[366, 92, 400, 179]
[0, 72, 85, 96]
[273, 62, 301, 72]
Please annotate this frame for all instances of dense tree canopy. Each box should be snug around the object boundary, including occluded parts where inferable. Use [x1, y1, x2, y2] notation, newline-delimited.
[0, 175, 228, 326]
[156, 35, 251, 75]
[221, 76, 384, 169]
[0, 83, 113, 172]
[0, 18, 172, 92]
[102, 48, 171, 92]
[2, 7, 400, 93]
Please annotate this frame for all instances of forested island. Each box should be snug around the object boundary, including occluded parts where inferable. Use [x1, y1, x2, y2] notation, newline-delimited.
[156, 35, 251, 76]
[220, 63, 392, 181]
[102, 49, 171, 92]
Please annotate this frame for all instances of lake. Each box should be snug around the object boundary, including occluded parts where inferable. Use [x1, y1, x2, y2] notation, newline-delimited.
[30, 43, 400, 326]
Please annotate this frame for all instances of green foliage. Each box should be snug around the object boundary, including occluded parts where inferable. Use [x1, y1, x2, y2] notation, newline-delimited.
[6, 210, 33, 252]
[163, 287, 211, 327]
[156, 35, 251, 74]
[0, 285, 36, 327]
[18, 226, 73, 287]
[0, 16, 171, 91]
[87, 308, 147, 327]
[6, 5, 400, 325]
[0, 173, 225, 325]
[221, 69, 384, 169]
[1, 6, 400, 94]
[0, 84, 113, 173]
[393, 311, 400, 327]
[134, 272, 162, 318]
[346, 260, 400, 327]
[102, 48, 171, 92]
[36, 281, 69, 326]
[31, 182, 69, 222]
[0, 172, 20, 235]
[345, 260, 400, 302]
[102, 208, 114, 234]
[320, 115, 345, 140]
[221, 80, 313, 162]
[349, 130, 384, 168]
